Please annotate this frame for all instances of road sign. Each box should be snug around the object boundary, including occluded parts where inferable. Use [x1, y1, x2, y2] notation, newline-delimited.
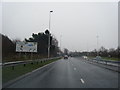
[16, 42, 37, 52]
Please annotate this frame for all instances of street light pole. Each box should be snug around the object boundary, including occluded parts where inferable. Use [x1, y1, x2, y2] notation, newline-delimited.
[96, 35, 99, 56]
[60, 35, 62, 51]
[60, 35, 62, 56]
[48, 11, 53, 58]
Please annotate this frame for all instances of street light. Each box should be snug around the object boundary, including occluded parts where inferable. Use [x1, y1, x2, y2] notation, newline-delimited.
[96, 35, 99, 56]
[60, 35, 62, 56]
[60, 35, 62, 51]
[48, 10, 53, 58]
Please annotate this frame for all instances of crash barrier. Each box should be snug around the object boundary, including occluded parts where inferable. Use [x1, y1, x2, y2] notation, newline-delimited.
[87, 58, 120, 67]
[1, 57, 61, 69]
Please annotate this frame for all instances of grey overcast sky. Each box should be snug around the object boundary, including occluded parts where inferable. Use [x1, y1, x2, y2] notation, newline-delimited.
[2, 2, 118, 52]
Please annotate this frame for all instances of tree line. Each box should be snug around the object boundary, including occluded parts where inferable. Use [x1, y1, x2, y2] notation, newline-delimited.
[1, 30, 60, 62]
[89, 46, 119, 58]
[69, 46, 119, 58]
[1, 30, 119, 61]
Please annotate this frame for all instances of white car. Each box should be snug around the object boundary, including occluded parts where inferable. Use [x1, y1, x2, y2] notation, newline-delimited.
[83, 56, 88, 59]
[95, 56, 102, 60]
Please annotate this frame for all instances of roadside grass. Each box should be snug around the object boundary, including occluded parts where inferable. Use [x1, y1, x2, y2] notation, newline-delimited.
[87, 56, 95, 59]
[2, 58, 61, 84]
[101, 57, 120, 61]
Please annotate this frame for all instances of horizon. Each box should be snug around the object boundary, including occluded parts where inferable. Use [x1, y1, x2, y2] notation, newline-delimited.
[2, 2, 118, 52]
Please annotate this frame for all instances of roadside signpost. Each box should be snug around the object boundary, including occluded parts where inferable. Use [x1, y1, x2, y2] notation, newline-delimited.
[16, 42, 37, 52]
[16, 42, 37, 60]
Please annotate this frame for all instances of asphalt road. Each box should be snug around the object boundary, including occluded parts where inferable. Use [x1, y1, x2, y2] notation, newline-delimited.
[7, 57, 118, 88]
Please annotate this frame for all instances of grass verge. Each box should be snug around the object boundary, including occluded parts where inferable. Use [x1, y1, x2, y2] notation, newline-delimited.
[101, 57, 120, 61]
[2, 58, 61, 84]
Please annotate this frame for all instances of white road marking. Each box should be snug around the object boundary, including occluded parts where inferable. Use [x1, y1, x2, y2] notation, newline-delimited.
[80, 78, 85, 84]
[74, 68, 76, 70]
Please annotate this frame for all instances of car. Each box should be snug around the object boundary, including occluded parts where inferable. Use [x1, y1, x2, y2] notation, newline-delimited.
[82, 56, 88, 59]
[64, 55, 68, 59]
[95, 56, 102, 60]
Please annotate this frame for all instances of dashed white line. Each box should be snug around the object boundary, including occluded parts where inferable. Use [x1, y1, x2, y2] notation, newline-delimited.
[80, 78, 85, 84]
[74, 68, 76, 70]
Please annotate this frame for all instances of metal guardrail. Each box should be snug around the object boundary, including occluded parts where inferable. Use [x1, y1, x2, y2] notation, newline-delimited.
[92, 58, 120, 63]
[2, 57, 61, 67]
[89, 58, 120, 67]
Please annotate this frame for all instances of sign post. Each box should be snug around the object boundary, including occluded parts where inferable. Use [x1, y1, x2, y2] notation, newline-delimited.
[16, 42, 37, 60]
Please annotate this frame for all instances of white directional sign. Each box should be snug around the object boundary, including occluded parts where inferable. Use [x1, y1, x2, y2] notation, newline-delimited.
[16, 42, 37, 52]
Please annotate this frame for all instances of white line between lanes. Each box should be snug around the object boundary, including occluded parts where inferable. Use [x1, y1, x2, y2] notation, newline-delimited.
[80, 78, 85, 84]
[74, 68, 76, 70]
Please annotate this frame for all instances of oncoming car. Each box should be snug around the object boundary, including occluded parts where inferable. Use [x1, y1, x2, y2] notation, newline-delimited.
[82, 56, 88, 59]
[95, 56, 102, 60]
[64, 55, 68, 59]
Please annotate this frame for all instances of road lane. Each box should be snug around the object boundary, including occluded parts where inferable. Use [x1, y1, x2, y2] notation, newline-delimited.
[69, 57, 118, 88]
[7, 57, 118, 88]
